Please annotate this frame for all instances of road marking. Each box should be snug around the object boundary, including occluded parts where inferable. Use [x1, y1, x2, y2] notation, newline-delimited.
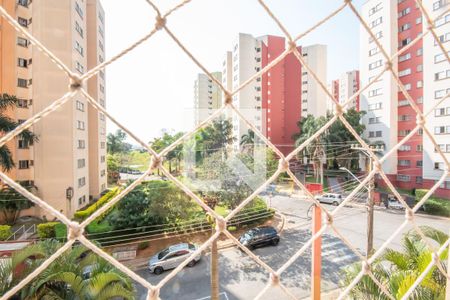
[193, 292, 229, 300]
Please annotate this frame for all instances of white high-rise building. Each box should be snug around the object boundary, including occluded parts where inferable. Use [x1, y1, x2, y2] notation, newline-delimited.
[422, 0, 450, 184]
[193, 72, 222, 125]
[338, 70, 360, 111]
[301, 44, 328, 118]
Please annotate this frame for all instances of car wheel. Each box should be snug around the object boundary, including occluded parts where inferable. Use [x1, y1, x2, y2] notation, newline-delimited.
[187, 260, 196, 267]
[272, 239, 279, 246]
[333, 201, 339, 206]
[154, 267, 164, 275]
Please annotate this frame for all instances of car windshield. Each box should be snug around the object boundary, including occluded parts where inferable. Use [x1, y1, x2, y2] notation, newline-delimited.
[241, 233, 253, 240]
[158, 248, 170, 259]
[188, 244, 196, 250]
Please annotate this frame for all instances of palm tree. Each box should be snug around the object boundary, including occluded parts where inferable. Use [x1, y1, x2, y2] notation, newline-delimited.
[0, 94, 38, 171]
[240, 129, 255, 154]
[0, 240, 135, 299]
[341, 226, 448, 299]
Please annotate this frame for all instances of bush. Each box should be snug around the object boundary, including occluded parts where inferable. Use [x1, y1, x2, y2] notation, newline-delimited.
[37, 222, 59, 238]
[137, 241, 149, 250]
[55, 223, 67, 240]
[415, 189, 450, 217]
[86, 220, 114, 234]
[227, 226, 237, 232]
[0, 225, 11, 240]
[74, 188, 120, 221]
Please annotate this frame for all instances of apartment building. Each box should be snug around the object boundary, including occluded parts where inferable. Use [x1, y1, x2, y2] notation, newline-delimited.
[327, 70, 360, 113]
[221, 33, 326, 154]
[193, 72, 222, 125]
[360, 0, 450, 198]
[0, 0, 107, 218]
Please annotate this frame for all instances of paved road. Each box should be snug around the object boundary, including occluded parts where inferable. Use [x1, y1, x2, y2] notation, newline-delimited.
[133, 194, 449, 299]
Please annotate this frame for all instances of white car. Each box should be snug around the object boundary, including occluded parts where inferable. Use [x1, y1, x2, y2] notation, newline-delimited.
[314, 193, 343, 206]
[387, 199, 404, 210]
[148, 243, 201, 275]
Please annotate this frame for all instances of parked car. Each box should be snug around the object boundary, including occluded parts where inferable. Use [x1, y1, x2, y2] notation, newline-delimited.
[238, 226, 280, 250]
[148, 243, 201, 275]
[314, 193, 343, 206]
[387, 199, 404, 210]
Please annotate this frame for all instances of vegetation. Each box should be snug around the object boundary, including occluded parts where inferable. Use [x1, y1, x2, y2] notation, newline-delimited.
[0, 225, 11, 240]
[0, 94, 38, 171]
[74, 188, 120, 221]
[36, 222, 60, 239]
[415, 189, 450, 217]
[106, 129, 132, 154]
[0, 240, 135, 299]
[0, 183, 35, 225]
[341, 226, 448, 299]
[292, 109, 366, 180]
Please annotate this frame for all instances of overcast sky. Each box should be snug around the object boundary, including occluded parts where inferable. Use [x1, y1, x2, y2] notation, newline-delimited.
[102, 0, 363, 144]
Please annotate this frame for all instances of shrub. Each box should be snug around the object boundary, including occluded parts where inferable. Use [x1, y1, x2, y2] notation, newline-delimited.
[74, 188, 119, 221]
[86, 220, 113, 234]
[0, 225, 12, 240]
[137, 241, 149, 250]
[37, 222, 59, 238]
[55, 223, 67, 240]
[415, 189, 450, 217]
[227, 226, 237, 232]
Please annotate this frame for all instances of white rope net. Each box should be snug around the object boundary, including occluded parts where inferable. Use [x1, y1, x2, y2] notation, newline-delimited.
[0, 0, 449, 299]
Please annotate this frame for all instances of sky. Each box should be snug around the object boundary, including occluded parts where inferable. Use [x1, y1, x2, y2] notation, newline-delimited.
[102, 0, 364, 144]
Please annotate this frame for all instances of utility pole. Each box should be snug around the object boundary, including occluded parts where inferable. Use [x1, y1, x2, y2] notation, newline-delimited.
[351, 144, 383, 258]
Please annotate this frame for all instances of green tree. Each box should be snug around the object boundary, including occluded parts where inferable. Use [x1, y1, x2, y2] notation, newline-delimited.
[107, 129, 131, 154]
[341, 226, 448, 299]
[108, 180, 197, 229]
[0, 239, 135, 299]
[240, 129, 255, 154]
[150, 131, 184, 173]
[0, 94, 38, 171]
[106, 154, 121, 185]
[0, 183, 35, 225]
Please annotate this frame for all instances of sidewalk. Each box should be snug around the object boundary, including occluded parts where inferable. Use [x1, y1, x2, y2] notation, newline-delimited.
[119, 210, 285, 271]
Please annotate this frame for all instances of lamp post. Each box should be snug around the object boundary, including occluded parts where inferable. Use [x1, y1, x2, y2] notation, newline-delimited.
[66, 187, 74, 216]
[350, 144, 383, 258]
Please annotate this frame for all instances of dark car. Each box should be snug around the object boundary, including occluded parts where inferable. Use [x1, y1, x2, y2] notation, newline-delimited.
[238, 226, 280, 250]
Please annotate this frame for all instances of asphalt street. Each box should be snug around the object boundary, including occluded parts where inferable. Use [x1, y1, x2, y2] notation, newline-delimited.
[133, 194, 449, 300]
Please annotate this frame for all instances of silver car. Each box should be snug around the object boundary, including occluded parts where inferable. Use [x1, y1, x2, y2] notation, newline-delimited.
[314, 193, 343, 206]
[148, 243, 201, 275]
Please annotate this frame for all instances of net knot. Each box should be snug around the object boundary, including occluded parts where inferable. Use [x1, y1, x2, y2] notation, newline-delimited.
[150, 155, 162, 170]
[361, 260, 371, 274]
[416, 114, 426, 126]
[427, 23, 435, 31]
[335, 104, 344, 116]
[325, 214, 333, 225]
[215, 216, 226, 232]
[373, 160, 382, 172]
[146, 288, 160, 300]
[270, 272, 280, 286]
[224, 93, 233, 105]
[278, 158, 289, 172]
[405, 209, 414, 221]
[68, 221, 84, 240]
[288, 41, 297, 52]
[155, 15, 166, 30]
[69, 76, 82, 92]
[385, 61, 393, 71]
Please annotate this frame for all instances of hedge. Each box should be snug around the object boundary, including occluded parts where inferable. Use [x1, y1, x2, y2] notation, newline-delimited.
[415, 189, 450, 217]
[37, 222, 59, 238]
[55, 223, 67, 240]
[74, 188, 120, 221]
[0, 225, 11, 240]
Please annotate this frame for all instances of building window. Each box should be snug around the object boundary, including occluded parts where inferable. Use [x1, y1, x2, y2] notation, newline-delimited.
[434, 69, 450, 81]
[416, 176, 423, 184]
[77, 158, 85, 168]
[416, 80, 423, 88]
[398, 160, 411, 166]
[100, 142, 105, 149]
[416, 16, 422, 24]
[369, 60, 383, 70]
[398, 52, 411, 62]
[399, 38, 411, 48]
[369, 3, 382, 16]
[435, 88, 450, 99]
[78, 195, 86, 206]
[18, 160, 32, 169]
[75, 61, 84, 74]
[435, 13, 450, 27]
[78, 177, 86, 187]
[416, 160, 423, 167]
[100, 156, 105, 163]
[368, 88, 383, 97]
[76, 100, 84, 111]
[368, 102, 382, 110]
[416, 48, 423, 56]
[416, 64, 423, 72]
[435, 51, 450, 63]
[17, 37, 29, 47]
[398, 68, 411, 77]
[434, 0, 448, 10]
[435, 107, 450, 116]
[434, 162, 444, 170]
[18, 17, 28, 27]
[399, 115, 411, 121]
[398, 7, 411, 18]
[17, 99, 29, 108]
[17, 78, 28, 88]
[398, 145, 411, 151]
[18, 139, 31, 149]
[75, 21, 84, 38]
[418, 128, 423, 136]
[75, 1, 83, 19]
[78, 140, 86, 149]
[17, 0, 29, 7]
[435, 33, 450, 45]
[101, 170, 106, 177]
[404, 83, 411, 90]
[99, 26, 104, 38]
[416, 145, 423, 152]
[74, 41, 84, 56]
[17, 58, 28, 68]
[399, 129, 411, 136]
[434, 126, 450, 134]
[397, 175, 410, 182]
[368, 117, 381, 124]
[399, 23, 411, 32]
[77, 120, 85, 130]
[370, 17, 383, 28]
[369, 31, 383, 43]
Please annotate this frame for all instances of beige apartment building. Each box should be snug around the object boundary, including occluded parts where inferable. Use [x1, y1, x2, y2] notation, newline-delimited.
[0, 0, 106, 219]
[193, 72, 222, 125]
